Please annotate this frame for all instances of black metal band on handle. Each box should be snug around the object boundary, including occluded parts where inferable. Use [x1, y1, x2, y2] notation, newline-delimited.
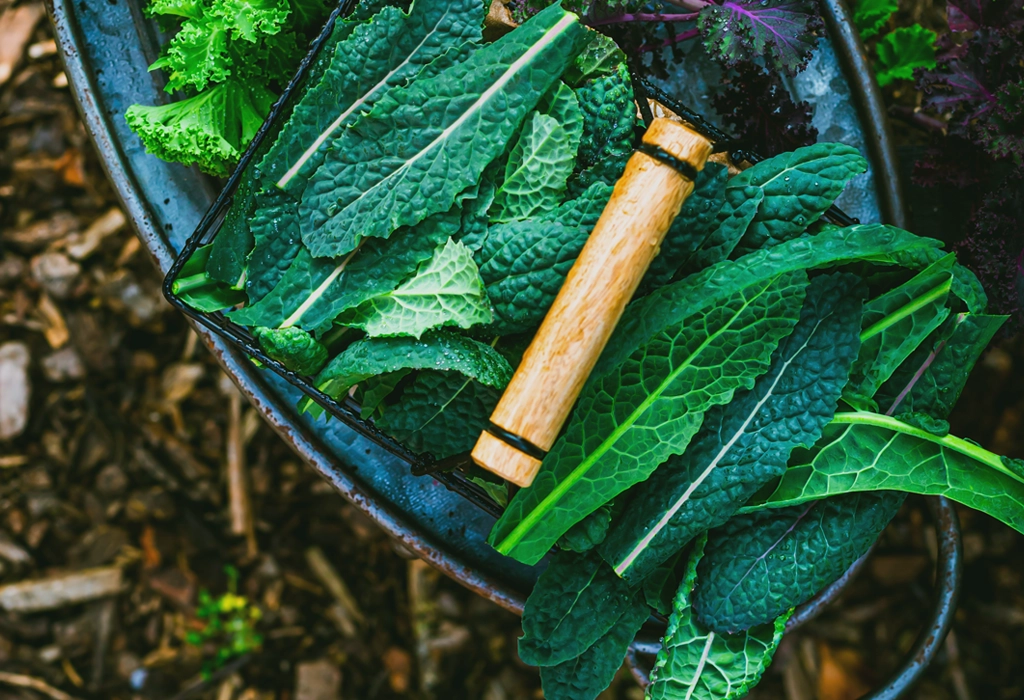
[636, 142, 700, 181]
[485, 422, 548, 462]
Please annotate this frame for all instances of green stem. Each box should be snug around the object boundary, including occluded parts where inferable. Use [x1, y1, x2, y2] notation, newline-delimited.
[172, 272, 215, 295]
[831, 411, 1022, 484]
[859, 278, 952, 342]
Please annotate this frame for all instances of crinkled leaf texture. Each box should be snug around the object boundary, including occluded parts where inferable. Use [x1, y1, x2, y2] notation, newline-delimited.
[312, 331, 513, 400]
[478, 182, 613, 334]
[843, 254, 954, 409]
[490, 84, 583, 223]
[298, 3, 589, 257]
[490, 271, 807, 565]
[253, 326, 328, 375]
[698, 0, 822, 76]
[573, 63, 635, 169]
[260, 0, 484, 191]
[688, 143, 867, 272]
[539, 592, 648, 700]
[642, 162, 729, 291]
[338, 239, 492, 339]
[602, 273, 864, 583]
[727, 143, 869, 258]
[745, 412, 1024, 536]
[376, 371, 500, 459]
[696, 492, 904, 632]
[647, 534, 789, 700]
[230, 208, 460, 332]
[518, 551, 637, 667]
[125, 80, 274, 177]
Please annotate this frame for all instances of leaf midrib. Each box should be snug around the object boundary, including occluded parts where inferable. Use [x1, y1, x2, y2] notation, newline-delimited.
[494, 279, 776, 555]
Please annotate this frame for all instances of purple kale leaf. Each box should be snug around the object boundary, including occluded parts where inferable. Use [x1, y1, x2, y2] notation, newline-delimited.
[711, 63, 818, 155]
[920, 28, 1024, 163]
[697, 0, 822, 76]
[946, 0, 1023, 32]
[954, 168, 1024, 326]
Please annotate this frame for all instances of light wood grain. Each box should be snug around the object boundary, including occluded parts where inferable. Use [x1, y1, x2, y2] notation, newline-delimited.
[472, 119, 713, 486]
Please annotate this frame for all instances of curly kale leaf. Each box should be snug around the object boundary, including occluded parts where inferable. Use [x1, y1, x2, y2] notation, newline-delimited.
[711, 64, 818, 157]
[125, 80, 274, 177]
[253, 326, 329, 375]
[698, 0, 822, 76]
[875, 24, 937, 87]
[853, 0, 897, 38]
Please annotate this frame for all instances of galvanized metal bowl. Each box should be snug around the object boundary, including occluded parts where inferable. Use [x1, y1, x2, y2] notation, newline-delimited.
[47, 0, 959, 693]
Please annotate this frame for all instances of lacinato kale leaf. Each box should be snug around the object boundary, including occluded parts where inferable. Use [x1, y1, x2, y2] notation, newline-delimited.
[573, 63, 635, 171]
[642, 162, 729, 290]
[260, 0, 484, 192]
[710, 143, 869, 263]
[843, 254, 955, 410]
[376, 371, 501, 459]
[600, 225, 943, 384]
[744, 411, 1024, 536]
[489, 271, 808, 565]
[230, 207, 460, 333]
[298, 3, 589, 258]
[312, 331, 513, 401]
[696, 492, 904, 632]
[518, 551, 638, 667]
[647, 533, 789, 700]
[877, 312, 1007, 417]
[337, 239, 492, 338]
[477, 182, 613, 334]
[538, 593, 648, 700]
[601, 273, 864, 583]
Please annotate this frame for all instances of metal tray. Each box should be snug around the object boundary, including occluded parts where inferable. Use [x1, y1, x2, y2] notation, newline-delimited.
[48, 0, 959, 693]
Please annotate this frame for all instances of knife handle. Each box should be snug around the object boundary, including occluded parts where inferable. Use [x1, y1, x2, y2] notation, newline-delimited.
[471, 119, 713, 487]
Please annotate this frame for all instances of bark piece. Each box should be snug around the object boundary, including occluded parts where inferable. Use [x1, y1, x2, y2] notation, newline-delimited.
[0, 566, 122, 612]
[0, 341, 30, 440]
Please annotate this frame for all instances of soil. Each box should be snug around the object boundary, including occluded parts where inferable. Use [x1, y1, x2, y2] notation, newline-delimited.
[0, 3, 1022, 699]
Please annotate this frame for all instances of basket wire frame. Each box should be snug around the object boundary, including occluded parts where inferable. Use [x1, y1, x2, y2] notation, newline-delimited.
[163, 1, 867, 520]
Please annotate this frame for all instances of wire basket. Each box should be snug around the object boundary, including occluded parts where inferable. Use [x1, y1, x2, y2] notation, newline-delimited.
[162, 0, 863, 521]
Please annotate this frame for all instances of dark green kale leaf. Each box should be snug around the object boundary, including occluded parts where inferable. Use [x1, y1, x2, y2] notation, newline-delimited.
[477, 182, 613, 334]
[877, 312, 1007, 417]
[696, 493, 903, 632]
[490, 271, 808, 565]
[376, 371, 501, 459]
[312, 331, 513, 401]
[843, 253, 955, 410]
[259, 0, 485, 192]
[518, 551, 638, 667]
[573, 63, 635, 171]
[601, 274, 864, 583]
[299, 4, 589, 257]
[230, 207, 460, 333]
[253, 325, 329, 375]
[642, 161, 729, 290]
[647, 534, 788, 700]
[538, 593, 648, 700]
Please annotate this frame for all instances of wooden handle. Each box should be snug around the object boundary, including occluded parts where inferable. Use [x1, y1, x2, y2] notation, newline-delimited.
[471, 119, 713, 486]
